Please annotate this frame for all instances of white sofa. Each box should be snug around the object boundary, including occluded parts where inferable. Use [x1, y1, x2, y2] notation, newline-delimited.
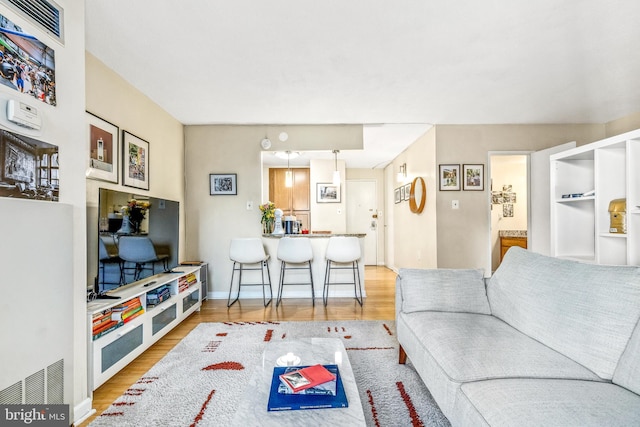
[396, 247, 640, 426]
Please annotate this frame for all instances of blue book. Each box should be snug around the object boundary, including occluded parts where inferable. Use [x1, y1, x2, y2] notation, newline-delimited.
[267, 364, 348, 411]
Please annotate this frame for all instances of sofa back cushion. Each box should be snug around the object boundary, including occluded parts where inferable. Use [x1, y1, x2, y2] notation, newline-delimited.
[487, 247, 640, 379]
[399, 268, 491, 314]
[613, 318, 640, 395]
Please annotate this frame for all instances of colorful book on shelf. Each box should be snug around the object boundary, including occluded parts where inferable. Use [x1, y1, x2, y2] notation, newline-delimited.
[92, 319, 120, 335]
[279, 364, 336, 393]
[278, 365, 338, 395]
[92, 321, 123, 340]
[268, 365, 347, 411]
[111, 298, 141, 311]
[121, 305, 144, 320]
[123, 308, 144, 323]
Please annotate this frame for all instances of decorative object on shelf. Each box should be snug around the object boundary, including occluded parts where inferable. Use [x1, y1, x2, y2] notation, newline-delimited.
[122, 130, 150, 190]
[317, 182, 340, 203]
[608, 199, 627, 234]
[210, 173, 237, 195]
[463, 164, 484, 191]
[260, 201, 276, 234]
[272, 208, 284, 235]
[438, 164, 460, 191]
[409, 177, 426, 214]
[119, 199, 150, 234]
[86, 112, 119, 183]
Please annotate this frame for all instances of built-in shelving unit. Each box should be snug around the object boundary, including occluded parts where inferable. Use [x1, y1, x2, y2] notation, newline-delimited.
[550, 129, 640, 265]
[87, 265, 204, 390]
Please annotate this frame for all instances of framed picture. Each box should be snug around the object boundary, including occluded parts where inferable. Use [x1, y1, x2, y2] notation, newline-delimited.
[86, 112, 118, 183]
[210, 173, 237, 195]
[122, 131, 149, 190]
[463, 164, 484, 191]
[403, 183, 411, 201]
[317, 182, 340, 203]
[439, 164, 460, 191]
[394, 188, 401, 204]
[400, 185, 406, 201]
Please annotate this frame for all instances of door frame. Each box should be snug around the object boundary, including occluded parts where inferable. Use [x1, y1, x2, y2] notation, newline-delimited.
[346, 179, 379, 265]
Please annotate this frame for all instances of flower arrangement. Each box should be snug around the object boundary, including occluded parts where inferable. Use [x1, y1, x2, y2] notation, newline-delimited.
[121, 199, 150, 233]
[259, 201, 276, 233]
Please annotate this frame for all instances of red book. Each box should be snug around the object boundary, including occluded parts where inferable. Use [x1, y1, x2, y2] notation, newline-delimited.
[279, 364, 336, 393]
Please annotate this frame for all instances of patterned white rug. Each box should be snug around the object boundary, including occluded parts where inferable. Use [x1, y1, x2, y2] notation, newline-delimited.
[89, 320, 449, 426]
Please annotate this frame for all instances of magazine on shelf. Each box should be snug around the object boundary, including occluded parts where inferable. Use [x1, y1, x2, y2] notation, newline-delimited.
[279, 363, 336, 393]
[267, 365, 348, 411]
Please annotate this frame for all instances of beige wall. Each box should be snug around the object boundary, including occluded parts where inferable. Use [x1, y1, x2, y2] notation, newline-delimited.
[605, 112, 640, 137]
[434, 124, 605, 270]
[85, 53, 186, 286]
[386, 127, 438, 269]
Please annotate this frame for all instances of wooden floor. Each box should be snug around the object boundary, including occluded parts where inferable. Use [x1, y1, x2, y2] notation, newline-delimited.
[81, 266, 397, 425]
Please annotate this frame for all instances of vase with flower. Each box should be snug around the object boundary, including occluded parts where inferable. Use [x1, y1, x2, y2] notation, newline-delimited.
[119, 199, 150, 234]
[259, 201, 276, 234]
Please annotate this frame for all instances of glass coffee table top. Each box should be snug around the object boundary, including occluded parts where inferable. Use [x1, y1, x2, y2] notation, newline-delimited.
[232, 338, 365, 426]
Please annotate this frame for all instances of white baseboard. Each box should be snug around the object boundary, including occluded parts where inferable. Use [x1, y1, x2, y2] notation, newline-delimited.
[73, 397, 95, 426]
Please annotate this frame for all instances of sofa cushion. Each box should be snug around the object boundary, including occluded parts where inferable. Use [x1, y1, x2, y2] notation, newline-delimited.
[398, 268, 491, 314]
[613, 319, 640, 395]
[400, 311, 600, 383]
[453, 378, 640, 427]
[488, 247, 640, 379]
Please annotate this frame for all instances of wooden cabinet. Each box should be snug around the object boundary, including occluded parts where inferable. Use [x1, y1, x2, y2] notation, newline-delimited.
[550, 129, 640, 265]
[269, 168, 310, 230]
[500, 236, 527, 262]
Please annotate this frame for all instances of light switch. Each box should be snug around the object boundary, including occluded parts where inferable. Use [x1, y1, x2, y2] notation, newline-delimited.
[452, 200, 459, 209]
[247, 201, 253, 210]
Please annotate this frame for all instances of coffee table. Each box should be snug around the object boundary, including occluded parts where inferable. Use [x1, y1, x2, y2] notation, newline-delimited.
[232, 337, 366, 426]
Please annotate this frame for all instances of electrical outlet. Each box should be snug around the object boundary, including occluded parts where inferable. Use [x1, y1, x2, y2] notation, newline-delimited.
[452, 200, 459, 209]
[337, 208, 342, 214]
[246, 201, 253, 210]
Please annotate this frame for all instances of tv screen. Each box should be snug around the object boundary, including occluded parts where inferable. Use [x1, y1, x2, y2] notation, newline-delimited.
[95, 188, 180, 294]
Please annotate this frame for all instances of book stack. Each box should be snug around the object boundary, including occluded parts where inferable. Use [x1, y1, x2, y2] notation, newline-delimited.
[92, 309, 122, 340]
[146, 285, 171, 306]
[267, 364, 348, 411]
[178, 273, 197, 293]
[111, 297, 145, 324]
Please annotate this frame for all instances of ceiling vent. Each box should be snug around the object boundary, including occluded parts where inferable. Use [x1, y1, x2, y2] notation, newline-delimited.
[1, 0, 63, 43]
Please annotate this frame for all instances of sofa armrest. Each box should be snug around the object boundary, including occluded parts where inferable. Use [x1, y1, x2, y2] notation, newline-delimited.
[396, 268, 491, 315]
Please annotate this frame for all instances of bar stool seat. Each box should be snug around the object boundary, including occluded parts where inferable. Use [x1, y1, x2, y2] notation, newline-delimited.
[276, 237, 314, 307]
[323, 236, 363, 306]
[118, 236, 169, 282]
[227, 238, 272, 307]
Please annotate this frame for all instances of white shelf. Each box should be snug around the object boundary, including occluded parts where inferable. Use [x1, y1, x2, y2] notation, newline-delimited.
[556, 196, 595, 203]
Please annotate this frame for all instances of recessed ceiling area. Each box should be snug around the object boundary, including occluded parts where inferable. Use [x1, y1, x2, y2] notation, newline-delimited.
[85, 1, 640, 166]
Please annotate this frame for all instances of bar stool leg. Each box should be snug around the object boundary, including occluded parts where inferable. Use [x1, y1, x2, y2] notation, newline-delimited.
[227, 261, 240, 307]
[353, 260, 363, 306]
[323, 260, 331, 306]
[276, 260, 286, 307]
[308, 260, 315, 306]
[262, 260, 272, 307]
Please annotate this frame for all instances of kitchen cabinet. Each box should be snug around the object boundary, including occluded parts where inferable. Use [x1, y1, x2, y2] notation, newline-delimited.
[269, 168, 310, 230]
[500, 235, 527, 262]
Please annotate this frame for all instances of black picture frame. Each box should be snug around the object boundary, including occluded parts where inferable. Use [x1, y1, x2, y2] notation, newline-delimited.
[210, 173, 237, 195]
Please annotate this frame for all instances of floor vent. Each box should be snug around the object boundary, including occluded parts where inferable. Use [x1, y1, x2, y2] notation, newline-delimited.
[1, 0, 64, 43]
[0, 359, 64, 404]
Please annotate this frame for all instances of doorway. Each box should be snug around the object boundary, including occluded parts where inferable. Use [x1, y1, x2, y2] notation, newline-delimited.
[346, 180, 378, 265]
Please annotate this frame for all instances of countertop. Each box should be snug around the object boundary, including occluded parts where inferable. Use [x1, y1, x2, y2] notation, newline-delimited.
[262, 233, 366, 238]
[498, 230, 527, 238]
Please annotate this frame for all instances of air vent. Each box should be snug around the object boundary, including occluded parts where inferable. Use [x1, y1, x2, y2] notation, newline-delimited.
[1, 0, 63, 43]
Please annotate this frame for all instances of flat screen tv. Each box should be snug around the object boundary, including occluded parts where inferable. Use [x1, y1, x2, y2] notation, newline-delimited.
[93, 188, 180, 295]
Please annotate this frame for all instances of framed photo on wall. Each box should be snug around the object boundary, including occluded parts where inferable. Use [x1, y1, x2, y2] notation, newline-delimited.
[463, 164, 484, 191]
[403, 183, 411, 201]
[317, 182, 340, 203]
[86, 112, 118, 183]
[210, 173, 237, 195]
[122, 131, 149, 190]
[394, 188, 401, 204]
[438, 164, 460, 191]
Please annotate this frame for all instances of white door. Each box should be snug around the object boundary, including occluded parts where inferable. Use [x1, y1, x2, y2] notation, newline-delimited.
[346, 180, 378, 265]
[528, 142, 576, 255]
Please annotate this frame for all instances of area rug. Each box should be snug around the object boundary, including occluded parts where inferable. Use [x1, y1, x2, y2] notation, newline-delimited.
[89, 320, 450, 427]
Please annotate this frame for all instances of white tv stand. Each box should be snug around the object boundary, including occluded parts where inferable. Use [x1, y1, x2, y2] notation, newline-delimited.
[87, 265, 204, 390]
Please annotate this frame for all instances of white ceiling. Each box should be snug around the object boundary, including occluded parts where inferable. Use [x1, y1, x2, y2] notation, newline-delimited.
[84, 1, 640, 167]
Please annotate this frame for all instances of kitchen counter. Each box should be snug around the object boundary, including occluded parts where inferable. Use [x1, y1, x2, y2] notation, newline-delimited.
[261, 234, 366, 302]
[498, 230, 527, 238]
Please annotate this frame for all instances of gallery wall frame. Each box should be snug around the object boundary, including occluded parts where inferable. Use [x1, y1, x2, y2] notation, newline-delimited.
[86, 112, 118, 183]
[122, 131, 149, 190]
[463, 164, 484, 191]
[210, 173, 237, 195]
[394, 187, 401, 204]
[317, 182, 340, 203]
[439, 164, 460, 191]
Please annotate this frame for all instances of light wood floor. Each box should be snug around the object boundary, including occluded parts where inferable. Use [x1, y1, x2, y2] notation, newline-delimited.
[81, 266, 397, 425]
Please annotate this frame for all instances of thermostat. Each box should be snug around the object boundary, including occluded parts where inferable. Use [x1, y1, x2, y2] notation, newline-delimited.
[7, 99, 41, 130]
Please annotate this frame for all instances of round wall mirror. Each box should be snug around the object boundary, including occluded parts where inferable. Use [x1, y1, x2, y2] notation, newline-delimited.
[409, 176, 426, 214]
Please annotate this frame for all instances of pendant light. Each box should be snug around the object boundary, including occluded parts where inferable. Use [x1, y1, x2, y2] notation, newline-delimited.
[285, 151, 293, 188]
[332, 150, 341, 185]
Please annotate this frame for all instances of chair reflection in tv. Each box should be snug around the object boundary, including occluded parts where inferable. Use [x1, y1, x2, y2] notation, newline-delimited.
[118, 236, 169, 282]
[98, 236, 122, 291]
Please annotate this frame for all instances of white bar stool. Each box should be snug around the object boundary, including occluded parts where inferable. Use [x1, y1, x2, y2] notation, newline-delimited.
[227, 238, 272, 307]
[323, 236, 363, 306]
[276, 237, 314, 307]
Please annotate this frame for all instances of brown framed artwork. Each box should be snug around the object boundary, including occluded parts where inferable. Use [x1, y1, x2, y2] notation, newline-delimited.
[439, 164, 460, 191]
[86, 112, 118, 183]
[122, 131, 149, 190]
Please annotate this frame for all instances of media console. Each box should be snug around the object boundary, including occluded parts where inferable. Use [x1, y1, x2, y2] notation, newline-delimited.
[87, 265, 205, 390]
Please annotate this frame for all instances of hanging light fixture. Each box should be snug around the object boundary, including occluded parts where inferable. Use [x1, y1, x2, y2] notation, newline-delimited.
[332, 150, 341, 185]
[397, 163, 407, 182]
[285, 151, 293, 188]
